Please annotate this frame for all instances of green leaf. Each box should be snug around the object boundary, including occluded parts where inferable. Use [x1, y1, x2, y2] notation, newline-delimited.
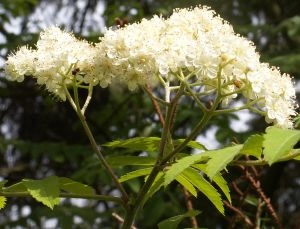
[142, 172, 165, 207]
[175, 174, 197, 197]
[164, 153, 209, 187]
[103, 137, 161, 152]
[206, 145, 243, 179]
[240, 134, 264, 158]
[292, 149, 300, 160]
[23, 176, 60, 209]
[119, 167, 153, 183]
[0, 180, 7, 189]
[193, 164, 231, 203]
[3, 181, 27, 193]
[263, 127, 300, 164]
[107, 156, 156, 166]
[0, 196, 6, 209]
[174, 139, 207, 151]
[58, 177, 95, 195]
[182, 168, 224, 215]
[210, 173, 231, 204]
[103, 137, 206, 153]
[157, 210, 200, 229]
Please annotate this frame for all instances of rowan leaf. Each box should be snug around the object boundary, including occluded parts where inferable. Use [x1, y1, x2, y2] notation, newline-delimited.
[0, 196, 6, 209]
[142, 172, 165, 207]
[240, 134, 264, 158]
[3, 181, 27, 193]
[175, 174, 197, 197]
[206, 145, 243, 179]
[193, 164, 231, 203]
[103, 137, 206, 153]
[107, 156, 155, 166]
[23, 176, 60, 209]
[164, 153, 209, 187]
[58, 177, 95, 195]
[157, 210, 200, 229]
[103, 137, 161, 152]
[182, 168, 224, 214]
[119, 167, 153, 183]
[263, 127, 300, 164]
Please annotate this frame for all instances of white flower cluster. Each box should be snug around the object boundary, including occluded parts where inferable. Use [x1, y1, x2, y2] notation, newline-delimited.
[97, 6, 297, 128]
[5, 6, 297, 128]
[5, 27, 100, 100]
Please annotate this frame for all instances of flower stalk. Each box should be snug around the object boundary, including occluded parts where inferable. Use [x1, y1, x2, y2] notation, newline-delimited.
[63, 82, 129, 204]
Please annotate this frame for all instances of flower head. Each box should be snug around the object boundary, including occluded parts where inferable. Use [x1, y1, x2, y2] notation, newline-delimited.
[96, 6, 297, 128]
[5, 27, 100, 100]
[4, 6, 298, 128]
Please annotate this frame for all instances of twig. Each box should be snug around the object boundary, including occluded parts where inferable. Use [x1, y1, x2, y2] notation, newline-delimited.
[182, 187, 199, 228]
[144, 85, 165, 126]
[231, 181, 243, 196]
[223, 200, 254, 227]
[243, 168, 283, 229]
[228, 174, 252, 228]
[112, 212, 137, 229]
[255, 198, 264, 229]
[0, 191, 124, 206]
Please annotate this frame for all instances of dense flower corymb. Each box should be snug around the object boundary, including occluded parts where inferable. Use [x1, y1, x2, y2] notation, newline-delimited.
[4, 6, 297, 128]
[96, 6, 297, 128]
[5, 27, 100, 100]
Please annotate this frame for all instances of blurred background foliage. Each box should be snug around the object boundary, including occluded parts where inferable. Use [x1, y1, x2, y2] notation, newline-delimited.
[0, 0, 299, 228]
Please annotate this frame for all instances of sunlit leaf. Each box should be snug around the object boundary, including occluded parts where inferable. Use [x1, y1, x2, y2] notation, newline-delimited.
[263, 127, 300, 164]
[103, 137, 207, 154]
[292, 149, 300, 161]
[3, 181, 27, 193]
[107, 156, 155, 166]
[193, 164, 231, 203]
[157, 210, 200, 229]
[173, 139, 207, 151]
[23, 176, 60, 209]
[142, 172, 164, 207]
[175, 174, 197, 197]
[182, 168, 224, 214]
[103, 137, 161, 152]
[206, 145, 242, 179]
[240, 134, 263, 158]
[58, 177, 95, 195]
[0, 196, 6, 209]
[119, 167, 153, 183]
[164, 153, 209, 187]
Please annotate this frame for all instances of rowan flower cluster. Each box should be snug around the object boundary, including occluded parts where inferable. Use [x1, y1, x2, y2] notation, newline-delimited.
[5, 6, 297, 128]
[5, 27, 100, 100]
[97, 6, 297, 128]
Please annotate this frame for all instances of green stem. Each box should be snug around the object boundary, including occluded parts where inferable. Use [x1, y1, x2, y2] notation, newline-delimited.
[158, 84, 184, 160]
[122, 92, 219, 228]
[122, 85, 184, 229]
[162, 111, 213, 164]
[75, 105, 129, 203]
[63, 84, 129, 204]
[0, 192, 124, 205]
[122, 112, 214, 229]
